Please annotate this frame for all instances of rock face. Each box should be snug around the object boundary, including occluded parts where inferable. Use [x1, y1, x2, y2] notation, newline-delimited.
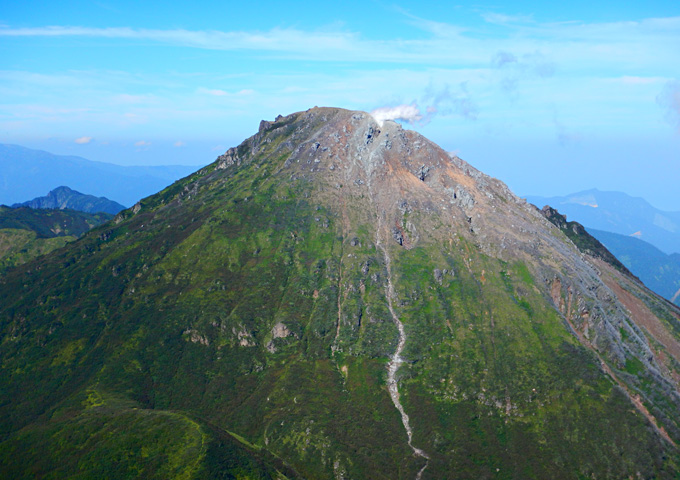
[1, 107, 679, 479]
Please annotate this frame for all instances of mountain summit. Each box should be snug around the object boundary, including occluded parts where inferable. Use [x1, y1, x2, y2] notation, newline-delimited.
[1, 107, 679, 478]
[12, 186, 125, 215]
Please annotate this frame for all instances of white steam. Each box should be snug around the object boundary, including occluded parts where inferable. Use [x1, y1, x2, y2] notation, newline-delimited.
[370, 83, 478, 128]
[370, 104, 423, 127]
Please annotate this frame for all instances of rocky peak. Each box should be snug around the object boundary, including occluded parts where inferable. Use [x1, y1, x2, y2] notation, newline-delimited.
[198, 107, 679, 389]
[12, 185, 125, 215]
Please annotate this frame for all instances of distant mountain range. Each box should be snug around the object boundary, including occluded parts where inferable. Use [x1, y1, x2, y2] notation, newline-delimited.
[12, 186, 125, 215]
[526, 189, 680, 255]
[0, 144, 199, 207]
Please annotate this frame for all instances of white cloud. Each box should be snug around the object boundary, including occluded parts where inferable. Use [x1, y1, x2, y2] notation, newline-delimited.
[74, 136, 92, 144]
[174, 141, 186, 147]
[134, 140, 151, 147]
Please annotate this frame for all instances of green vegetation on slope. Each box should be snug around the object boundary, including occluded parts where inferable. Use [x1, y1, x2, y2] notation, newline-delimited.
[0, 207, 113, 273]
[0, 388, 295, 479]
[0, 206, 112, 238]
[0, 228, 73, 271]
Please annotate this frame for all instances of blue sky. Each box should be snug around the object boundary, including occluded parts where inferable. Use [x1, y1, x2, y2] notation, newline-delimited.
[1, 1, 679, 208]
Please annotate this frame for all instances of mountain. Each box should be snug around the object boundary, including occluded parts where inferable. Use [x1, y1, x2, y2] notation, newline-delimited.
[1, 107, 680, 479]
[12, 186, 126, 215]
[526, 189, 680, 255]
[0, 206, 112, 272]
[587, 228, 680, 306]
[0, 144, 198, 207]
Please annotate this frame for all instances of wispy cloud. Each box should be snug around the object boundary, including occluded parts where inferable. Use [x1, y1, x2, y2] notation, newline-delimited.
[1, 12, 678, 151]
[114, 93, 156, 104]
[0, 26, 369, 59]
[174, 141, 186, 147]
[422, 82, 479, 120]
[657, 80, 680, 132]
[1, 16, 677, 69]
[491, 50, 555, 95]
[198, 88, 229, 96]
[74, 136, 93, 144]
[553, 114, 581, 146]
[620, 76, 665, 85]
[134, 140, 151, 147]
[197, 87, 256, 97]
[481, 12, 535, 25]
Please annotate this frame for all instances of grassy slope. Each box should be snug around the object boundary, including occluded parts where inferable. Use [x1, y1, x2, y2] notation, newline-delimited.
[0, 206, 112, 238]
[392, 246, 673, 478]
[0, 228, 74, 272]
[1, 112, 678, 478]
[0, 207, 113, 273]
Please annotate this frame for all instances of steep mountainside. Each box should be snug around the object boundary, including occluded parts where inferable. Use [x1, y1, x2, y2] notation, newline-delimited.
[527, 189, 680, 255]
[0, 144, 197, 207]
[12, 186, 125, 215]
[589, 228, 680, 307]
[539, 205, 634, 278]
[1, 108, 679, 479]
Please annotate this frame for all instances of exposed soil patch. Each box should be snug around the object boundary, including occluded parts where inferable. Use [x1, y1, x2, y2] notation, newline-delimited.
[599, 264, 680, 364]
